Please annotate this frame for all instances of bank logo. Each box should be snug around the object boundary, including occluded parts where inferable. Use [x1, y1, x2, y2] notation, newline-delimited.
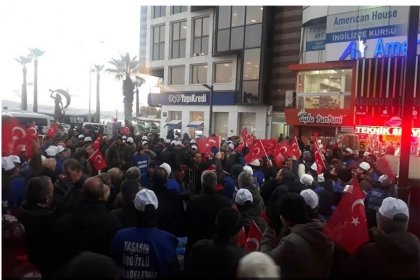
[168, 94, 181, 103]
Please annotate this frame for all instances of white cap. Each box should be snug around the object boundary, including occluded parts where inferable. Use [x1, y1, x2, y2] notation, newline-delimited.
[134, 189, 158, 212]
[378, 174, 391, 186]
[300, 189, 319, 209]
[122, 135, 127, 139]
[359, 161, 371, 171]
[41, 155, 46, 161]
[237, 252, 279, 278]
[84, 136, 92, 142]
[127, 137, 134, 144]
[363, 151, 371, 157]
[78, 134, 85, 139]
[142, 136, 148, 141]
[228, 143, 235, 150]
[8, 155, 21, 164]
[102, 135, 108, 139]
[317, 173, 325, 183]
[190, 139, 196, 144]
[160, 163, 171, 178]
[45, 146, 57, 157]
[165, 139, 171, 144]
[344, 147, 353, 154]
[142, 141, 149, 146]
[249, 159, 260, 167]
[191, 145, 198, 150]
[243, 165, 253, 175]
[235, 188, 253, 206]
[2, 157, 16, 171]
[378, 197, 409, 220]
[56, 145, 68, 154]
[300, 174, 314, 186]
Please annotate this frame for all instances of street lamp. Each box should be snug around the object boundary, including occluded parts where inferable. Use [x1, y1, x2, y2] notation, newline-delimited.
[202, 83, 213, 136]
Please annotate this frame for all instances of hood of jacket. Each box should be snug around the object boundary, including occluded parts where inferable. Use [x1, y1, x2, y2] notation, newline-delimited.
[291, 221, 334, 253]
[376, 231, 420, 259]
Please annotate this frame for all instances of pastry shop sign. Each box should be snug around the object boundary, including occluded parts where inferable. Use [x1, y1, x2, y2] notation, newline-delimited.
[297, 109, 344, 125]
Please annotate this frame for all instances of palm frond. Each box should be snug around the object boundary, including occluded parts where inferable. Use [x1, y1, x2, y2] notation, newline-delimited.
[29, 48, 45, 58]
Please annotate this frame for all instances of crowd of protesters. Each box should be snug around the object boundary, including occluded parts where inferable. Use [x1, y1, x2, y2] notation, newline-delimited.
[2, 124, 419, 279]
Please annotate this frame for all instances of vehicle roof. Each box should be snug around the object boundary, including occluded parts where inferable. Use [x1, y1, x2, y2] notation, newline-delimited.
[2, 110, 53, 119]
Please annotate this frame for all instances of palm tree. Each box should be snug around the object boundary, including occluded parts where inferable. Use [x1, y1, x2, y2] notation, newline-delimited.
[106, 53, 139, 126]
[29, 48, 45, 112]
[15, 55, 33, 111]
[93, 64, 104, 123]
[134, 76, 146, 117]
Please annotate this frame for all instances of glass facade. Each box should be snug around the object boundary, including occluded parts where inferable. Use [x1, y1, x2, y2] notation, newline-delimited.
[296, 69, 352, 109]
[239, 112, 256, 135]
[171, 6, 187, 14]
[153, 6, 166, 18]
[214, 62, 232, 83]
[152, 25, 165, 61]
[214, 112, 229, 138]
[192, 17, 209, 56]
[170, 66, 185, 85]
[191, 64, 208, 84]
[171, 21, 187, 59]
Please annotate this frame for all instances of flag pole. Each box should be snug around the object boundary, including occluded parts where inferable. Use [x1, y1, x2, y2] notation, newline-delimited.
[260, 140, 268, 158]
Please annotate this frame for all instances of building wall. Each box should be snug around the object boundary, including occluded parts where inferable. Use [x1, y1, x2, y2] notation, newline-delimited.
[267, 6, 303, 112]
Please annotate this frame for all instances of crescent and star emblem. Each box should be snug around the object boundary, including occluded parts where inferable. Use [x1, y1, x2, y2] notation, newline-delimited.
[27, 127, 37, 136]
[11, 127, 27, 141]
[246, 238, 260, 251]
[95, 155, 102, 163]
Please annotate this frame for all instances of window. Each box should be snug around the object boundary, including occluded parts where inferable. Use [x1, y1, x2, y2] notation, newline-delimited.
[192, 17, 209, 56]
[242, 48, 260, 103]
[214, 112, 229, 138]
[153, 6, 166, 18]
[296, 69, 352, 109]
[171, 21, 187, 59]
[170, 66, 185, 85]
[171, 6, 187, 14]
[239, 112, 256, 135]
[152, 25, 165, 61]
[191, 64, 208, 84]
[214, 62, 232, 83]
[216, 6, 263, 52]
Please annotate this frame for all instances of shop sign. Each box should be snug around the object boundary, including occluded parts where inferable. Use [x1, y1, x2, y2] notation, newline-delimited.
[297, 109, 344, 125]
[168, 93, 207, 104]
[305, 24, 326, 51]
[355, 125, 420, 137]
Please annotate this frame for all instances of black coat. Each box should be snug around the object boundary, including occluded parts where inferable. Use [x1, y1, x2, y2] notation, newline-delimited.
[111, 204, 139, 229]
[185, 190, 231, 258]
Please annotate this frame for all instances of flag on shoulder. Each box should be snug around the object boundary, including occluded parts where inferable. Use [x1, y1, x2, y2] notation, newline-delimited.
[323, 179, 369, 253]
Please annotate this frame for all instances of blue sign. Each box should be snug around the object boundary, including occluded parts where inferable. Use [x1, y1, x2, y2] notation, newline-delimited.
[326, 24, 405, 44]
[148, 91, 236, 106]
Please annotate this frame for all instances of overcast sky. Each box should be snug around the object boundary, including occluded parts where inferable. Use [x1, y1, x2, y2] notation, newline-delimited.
[0, 0, 158, 114]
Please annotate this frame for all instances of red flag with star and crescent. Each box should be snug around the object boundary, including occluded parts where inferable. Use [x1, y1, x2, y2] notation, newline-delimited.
[258, 138, 278, 156]
[89, 149, 107, 171]
[241, 128, 255, 147]
[324, 179, 369, 253]
[290, 136, 302, 159]
[196, 136, 220, 155]
[92, 134, 102, 151]
[2, 118, 34, 157]
[244, 220, 263, 252]
[244, 140, 266, 164]
[312, 140, 326, 175]
[46, 122, 58, 138]
[272, 141, 290, 168]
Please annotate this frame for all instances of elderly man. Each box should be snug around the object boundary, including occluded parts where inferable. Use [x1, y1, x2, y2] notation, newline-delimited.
[345, 197, 420, 278]
[61, 159, 88, 213]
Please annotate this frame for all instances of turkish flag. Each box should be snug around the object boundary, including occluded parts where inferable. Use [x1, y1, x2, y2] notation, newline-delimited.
[89, 149, 107, 171]
[241, 128, 255, 147]
[92, 134, 102, 151]
[272, 141, 290, 167]
[196, 136, 220, 155]
[120, 127, 130, 136]
[244, 140, 266, 164]
[258, 139, 277, 156]
[244, 220, 263, 252]
[46, 122, 58, 138]
[238, 226, 247, 248]
[26, 122, 39, 140]
[324, 179, 369, 253]
[2, 118, 27, 156]
[312, 141, 326, 175]
[234, 141, 245, 152]
[290, 136, 302, 159]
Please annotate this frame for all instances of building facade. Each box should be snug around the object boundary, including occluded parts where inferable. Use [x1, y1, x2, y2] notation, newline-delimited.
[143, 6, 281, 139]
[284, 6, 420, 152]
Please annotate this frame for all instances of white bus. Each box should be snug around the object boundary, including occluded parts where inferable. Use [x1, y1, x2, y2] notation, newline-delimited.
[2, 111, 54, 134]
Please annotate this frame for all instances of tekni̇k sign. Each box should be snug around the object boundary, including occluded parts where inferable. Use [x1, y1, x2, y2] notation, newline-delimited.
[297, 109, 344, 125]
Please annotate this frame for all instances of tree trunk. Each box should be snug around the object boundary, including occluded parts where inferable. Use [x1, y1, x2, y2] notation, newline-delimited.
[21, 66, 27, 110]
[136, 88, 139, 117]
[96, 72, 101, 123]
[123, 78, 134, 126]
[33, 59, 38, 112]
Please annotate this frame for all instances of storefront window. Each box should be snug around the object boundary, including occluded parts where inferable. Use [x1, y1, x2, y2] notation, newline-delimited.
[189, 111, 204, 138]
[214, 112, 229, 138]
[214, 62, 232, 83]
[239, 112, 256, 134]
[170, 66, 185, 85]
[296, 69, 352, 109]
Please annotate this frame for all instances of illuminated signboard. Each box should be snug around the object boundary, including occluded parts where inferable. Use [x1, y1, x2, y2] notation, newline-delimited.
[355, 125, 420, 137]
[297, 109, 344, 125]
